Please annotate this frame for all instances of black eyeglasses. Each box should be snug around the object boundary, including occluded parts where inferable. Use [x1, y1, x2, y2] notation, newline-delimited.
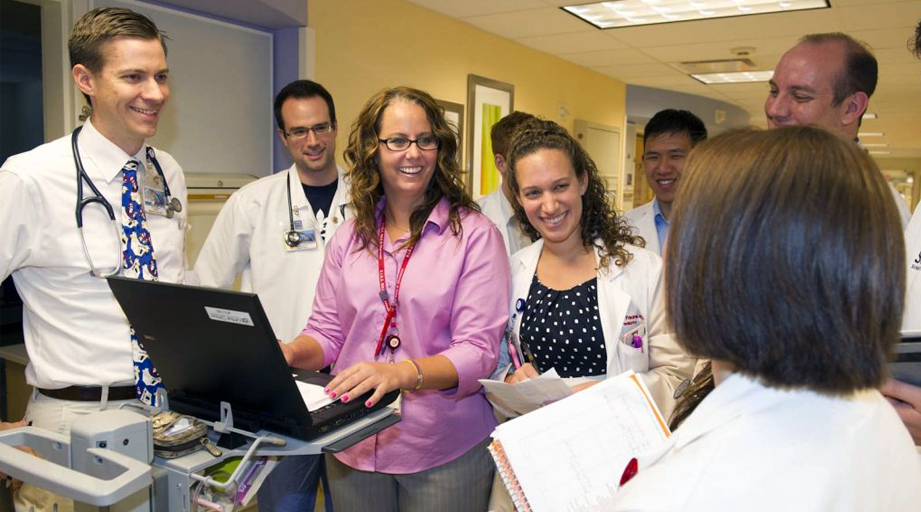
[284, 122, 335, 140]
[378, 136, 439, 151]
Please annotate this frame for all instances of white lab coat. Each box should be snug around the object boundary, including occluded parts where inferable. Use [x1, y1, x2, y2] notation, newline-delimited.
[194, 164, 350, 340]
[623, 200, 660, 256]
[498, 239, 695, 417]
[477, 188, 532, 256]
[611, 373, 921, 511]
[903, 206, 921, 331]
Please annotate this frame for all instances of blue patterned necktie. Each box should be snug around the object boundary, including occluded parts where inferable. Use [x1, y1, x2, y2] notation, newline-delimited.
[121, 156, 164, 405]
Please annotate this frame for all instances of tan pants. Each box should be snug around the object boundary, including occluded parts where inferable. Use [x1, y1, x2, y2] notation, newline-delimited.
[14, 484, 74, 512]
[488, 470, 515, 512]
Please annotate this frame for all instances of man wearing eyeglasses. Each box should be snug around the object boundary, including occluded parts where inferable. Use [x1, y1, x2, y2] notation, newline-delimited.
[194, 79, 347, 512]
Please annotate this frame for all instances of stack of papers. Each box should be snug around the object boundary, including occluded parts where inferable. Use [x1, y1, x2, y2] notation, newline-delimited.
[488, 371, 670, 512]
[479, 368, 574, 416]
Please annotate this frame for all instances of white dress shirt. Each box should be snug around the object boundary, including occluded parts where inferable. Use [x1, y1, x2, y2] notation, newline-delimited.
[611, 373, 921, 511]
[0, 120, 188, 389]
[477, 188, 531, 256]
[194, 164, 350, 340]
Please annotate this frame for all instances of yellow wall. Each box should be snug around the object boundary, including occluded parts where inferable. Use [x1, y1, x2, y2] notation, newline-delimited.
[875, 157, 921, 210]
[308, 0, 627, 168]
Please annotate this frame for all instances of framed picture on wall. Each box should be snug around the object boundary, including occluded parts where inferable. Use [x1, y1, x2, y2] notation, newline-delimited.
[466, 74, 514, 198]
[436, 99, 465, 169]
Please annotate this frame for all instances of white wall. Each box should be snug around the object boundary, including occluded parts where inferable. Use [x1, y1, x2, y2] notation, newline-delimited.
[89, 0, 275, 176]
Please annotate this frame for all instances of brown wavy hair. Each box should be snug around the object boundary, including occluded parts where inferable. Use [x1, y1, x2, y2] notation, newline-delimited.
[344, 87, 478, 252]
[506, 119, 643, 269]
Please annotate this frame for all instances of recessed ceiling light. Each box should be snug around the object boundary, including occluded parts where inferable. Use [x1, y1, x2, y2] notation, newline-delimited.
[863, 113, 878, 120]
[869, 151, 891, 155]
[862, 143, 888, 147]
[858, 132, 885, 137]
[691, 70, 773, 84]
[562, 0, 830, 29]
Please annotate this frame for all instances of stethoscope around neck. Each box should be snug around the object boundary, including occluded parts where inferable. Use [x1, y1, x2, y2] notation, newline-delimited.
[284, 172, 347, 248]
[285, 175, 302, 247]
[72, 126, 181, 277]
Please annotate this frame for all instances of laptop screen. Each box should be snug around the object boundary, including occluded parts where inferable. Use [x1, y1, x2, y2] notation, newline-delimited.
[107, 276, 312, 429]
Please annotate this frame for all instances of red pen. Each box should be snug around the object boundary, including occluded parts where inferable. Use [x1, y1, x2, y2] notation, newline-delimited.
[620, 457, 638, 486]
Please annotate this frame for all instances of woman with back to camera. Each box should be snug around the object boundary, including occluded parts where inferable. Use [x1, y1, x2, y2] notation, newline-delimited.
[611, 126, 921, 511]
[494, 119, 695, 415]
[282, 87, 510, 512]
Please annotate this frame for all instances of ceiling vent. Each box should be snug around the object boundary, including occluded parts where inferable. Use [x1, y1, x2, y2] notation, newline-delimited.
[675, 57, 757, 74]
[675, 47, 759, 74]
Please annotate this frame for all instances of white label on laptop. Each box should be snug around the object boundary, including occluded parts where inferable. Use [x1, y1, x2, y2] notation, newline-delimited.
[204, 307, 254, 326]
[295, 378, 339, 412]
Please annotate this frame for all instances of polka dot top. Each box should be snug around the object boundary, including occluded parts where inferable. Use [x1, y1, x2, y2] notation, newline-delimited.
[519, 273, 606, 378]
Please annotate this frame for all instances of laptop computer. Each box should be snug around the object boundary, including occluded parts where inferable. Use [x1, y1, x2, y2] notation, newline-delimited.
[107, 276, 399, 443]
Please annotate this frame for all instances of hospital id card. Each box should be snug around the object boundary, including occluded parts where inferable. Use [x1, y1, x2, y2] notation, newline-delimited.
[284, 219, 318, 251]
[140, 166, 169, 217]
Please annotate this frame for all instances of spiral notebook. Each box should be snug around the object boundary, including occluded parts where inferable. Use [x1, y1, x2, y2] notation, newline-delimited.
[488, 371, 670, 512]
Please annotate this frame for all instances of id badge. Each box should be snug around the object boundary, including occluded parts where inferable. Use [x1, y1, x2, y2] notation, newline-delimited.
[284, 219, 318, 251]
[140, 167, 169, 217]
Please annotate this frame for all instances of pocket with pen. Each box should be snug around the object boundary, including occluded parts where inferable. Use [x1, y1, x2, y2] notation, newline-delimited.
[616, 322, 649, 373]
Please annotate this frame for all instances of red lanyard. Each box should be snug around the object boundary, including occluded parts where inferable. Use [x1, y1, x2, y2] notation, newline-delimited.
[374, 213, 415, 357]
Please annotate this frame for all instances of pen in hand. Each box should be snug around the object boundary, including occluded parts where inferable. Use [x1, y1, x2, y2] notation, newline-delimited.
[520, 340, 540, 375]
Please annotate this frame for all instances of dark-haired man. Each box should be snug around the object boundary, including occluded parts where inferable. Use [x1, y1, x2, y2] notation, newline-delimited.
[194, 79, 347, 512]
[477, 111, 538, 255]
[0, 7, 187, 510]
[766, 32, 910, 226]
[625, 109, 707, 255]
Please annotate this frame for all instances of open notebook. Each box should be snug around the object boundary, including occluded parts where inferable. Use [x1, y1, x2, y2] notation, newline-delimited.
[489, 371, 670, 512]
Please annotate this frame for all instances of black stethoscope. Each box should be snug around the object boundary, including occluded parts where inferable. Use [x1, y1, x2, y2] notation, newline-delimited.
[72, 126, 181, 277]
[284, 173, 347, 248]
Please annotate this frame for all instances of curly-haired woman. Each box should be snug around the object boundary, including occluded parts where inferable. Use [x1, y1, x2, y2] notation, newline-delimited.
[283, 86, 510, 512]
[496, 119, 694, 413]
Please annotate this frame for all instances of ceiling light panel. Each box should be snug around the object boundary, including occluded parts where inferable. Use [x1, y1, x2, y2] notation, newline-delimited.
[691, 70, 774, 83]
[563, 1, 830, 29]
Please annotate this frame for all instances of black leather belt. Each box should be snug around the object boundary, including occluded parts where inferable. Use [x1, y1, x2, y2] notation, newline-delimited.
[38, 385, 137, 402]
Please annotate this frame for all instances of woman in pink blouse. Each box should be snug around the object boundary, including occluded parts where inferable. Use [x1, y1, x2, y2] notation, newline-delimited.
[283, 87, 510, 512]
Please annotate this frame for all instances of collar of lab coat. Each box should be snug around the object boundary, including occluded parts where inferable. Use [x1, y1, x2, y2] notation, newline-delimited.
[513, 237, 626, 283]
[647, 373, 794, 466]
[285, 163, 349, 219]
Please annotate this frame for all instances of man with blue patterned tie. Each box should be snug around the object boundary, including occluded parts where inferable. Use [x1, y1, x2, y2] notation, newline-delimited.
[0, 7, 187, 510]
